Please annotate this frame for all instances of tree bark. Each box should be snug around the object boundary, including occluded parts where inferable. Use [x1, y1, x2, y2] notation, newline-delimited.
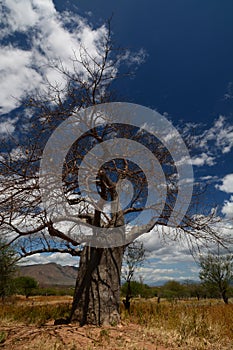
[123, 280, 131, 312]
[69, 245, 124, 326]
[221, 289, 229, 305]
[68, 170, 125, 326]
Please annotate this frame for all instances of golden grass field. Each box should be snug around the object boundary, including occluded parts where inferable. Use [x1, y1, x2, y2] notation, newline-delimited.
[0, 296, 233, 350]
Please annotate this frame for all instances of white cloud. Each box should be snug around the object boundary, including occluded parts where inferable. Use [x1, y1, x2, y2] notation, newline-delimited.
[186, 116, 233, 168]
[192, 153, 215, 166]
[216, 173, 233, 193]
[134, 220, 233, 284]
[0, 0, 112, 114]
[1, 0, 45, 33]
[221, 195, 233, 219]
[198, 116, 233, 154]
[0, 118, 17, 134]
[138, 226, 195, 264]
[0, 46, 42, 113]
[132, 261, 198, 285]
[133, 266, 185, 284]
[20, 252, 79, 266]
[200, 175, 218, 181]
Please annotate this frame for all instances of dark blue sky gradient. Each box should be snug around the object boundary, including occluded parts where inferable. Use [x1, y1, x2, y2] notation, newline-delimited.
[54, 0, 233, 123]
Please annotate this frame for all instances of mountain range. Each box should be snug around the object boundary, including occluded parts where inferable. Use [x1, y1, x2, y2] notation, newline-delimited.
[18, 263, 78, 287]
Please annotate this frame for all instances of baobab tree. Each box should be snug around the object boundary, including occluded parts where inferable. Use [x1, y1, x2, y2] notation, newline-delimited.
[0, 24, 228, 325]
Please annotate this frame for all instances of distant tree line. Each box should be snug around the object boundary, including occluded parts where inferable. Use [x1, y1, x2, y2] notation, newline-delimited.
[121, 279, 233, 302]
[1, 237, 233, 304]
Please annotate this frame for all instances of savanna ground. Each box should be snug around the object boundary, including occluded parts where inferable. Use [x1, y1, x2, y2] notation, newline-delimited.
[0, 296, 233, 350]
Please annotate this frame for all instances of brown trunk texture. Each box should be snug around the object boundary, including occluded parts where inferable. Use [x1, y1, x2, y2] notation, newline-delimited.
[69, 245, 124, 326]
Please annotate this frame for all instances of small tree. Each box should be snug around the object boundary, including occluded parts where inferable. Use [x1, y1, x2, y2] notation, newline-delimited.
[199, 253, 233, 304]
[14, 276, 38, 298]
[185, 282, 206, 300]
[160, 280, 186, 300]
[0, 239, 18, 301]
[121, 280, 153, 299]
[121, 241, 145, 310]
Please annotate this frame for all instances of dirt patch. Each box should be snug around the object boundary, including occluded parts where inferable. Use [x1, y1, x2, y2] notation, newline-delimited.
[0, 323, 175, 350]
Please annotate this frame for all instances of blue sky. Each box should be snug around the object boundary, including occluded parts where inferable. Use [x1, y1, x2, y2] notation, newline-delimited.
[69, 0, 233, 118]
[0, 0, 233, 285]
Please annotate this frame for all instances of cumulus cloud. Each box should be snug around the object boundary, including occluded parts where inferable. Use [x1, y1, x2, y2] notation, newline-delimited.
[133, 266, 191, 285]
[132, 230, 198, 283]
[21, 252, 80, 266]
[216, 173, 233, 193]
[192, 153, 215, 167]
[221, 196, 233, 219]
[0, 0, 112, 114]
[0, 0, 145, 117]
[134, 220, 233, 284]
[0, 46, 42, 113]
[1, 0, 56, 33]
[184, 116, 233, 167]
[138, 227, 195, 264]
[197, 116, 233, 155]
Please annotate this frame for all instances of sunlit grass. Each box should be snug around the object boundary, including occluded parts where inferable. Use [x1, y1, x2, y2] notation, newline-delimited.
[121, 298, 233, 349]
[0, 297, 233, 349]
[0, 296, 72, 326]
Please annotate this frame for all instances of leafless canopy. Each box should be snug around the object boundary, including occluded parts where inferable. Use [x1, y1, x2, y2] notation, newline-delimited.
[0, 23, 230, 261]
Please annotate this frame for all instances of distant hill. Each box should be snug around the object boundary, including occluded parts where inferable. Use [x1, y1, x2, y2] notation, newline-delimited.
[17, 263, 78, 287]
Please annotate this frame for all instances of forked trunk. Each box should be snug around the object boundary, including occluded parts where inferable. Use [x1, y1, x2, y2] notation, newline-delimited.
[68, 171, 125, 326]
[69, 245, 124, 326]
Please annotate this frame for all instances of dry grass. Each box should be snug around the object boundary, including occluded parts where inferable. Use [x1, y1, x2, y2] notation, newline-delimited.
[0, 296, 72, 326]
[0, 297, 233, 349]
[121, 298, 233, 349]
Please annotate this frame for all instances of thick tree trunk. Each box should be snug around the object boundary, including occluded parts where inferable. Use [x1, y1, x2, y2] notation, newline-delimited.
[68, 171, 125, 326]
[69, 245, 124, 326]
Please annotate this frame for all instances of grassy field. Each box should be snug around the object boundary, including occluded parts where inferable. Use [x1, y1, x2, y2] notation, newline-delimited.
[0, 296, 232, 349]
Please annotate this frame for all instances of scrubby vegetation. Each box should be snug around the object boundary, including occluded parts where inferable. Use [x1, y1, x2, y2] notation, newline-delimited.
[121, 279, 233, 301]
[0, 296, 232, 349]
[0, 298, 71, 326]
